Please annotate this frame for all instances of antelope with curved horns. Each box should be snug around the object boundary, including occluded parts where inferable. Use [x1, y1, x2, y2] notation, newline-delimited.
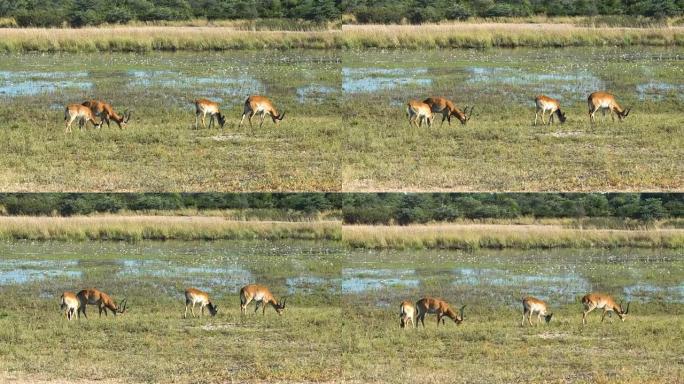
[423, 96, 473, 125]
[406, 100, 434, 128]
[239, 284, 286, 316]
[193, 98, 226, 129]
[60, 291, 80, 321]
[76, 288, 127, 319]
[587, 91, 631, 124]
[184, 287, 218, 318]
[82, 100, 131, 129]
[64, 104, 102, 133]
[415, 297, 466, 327]
[521, 296, 553, 326]
[238, 96, 285, 130]
[399, 300, 416, 329]
[534, 95, 566, 126]
[581, 293, 630, 325]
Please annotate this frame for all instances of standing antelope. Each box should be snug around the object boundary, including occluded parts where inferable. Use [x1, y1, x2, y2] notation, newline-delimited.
[399, 300, 416, 329]
[521, 296, 553, 326]
[534, 95, 566, 126]
[184, 287, 218, 318]
[60, 291, 80, 321]
[64, 104, 102, 133]
[193, 98, 226, 129]
[581, 293, 630, 325]
[423, 96, 473, 125]
[238, 96, 285, 130]
[415, 297, 465, 327]
[82, 100, 131, 129]
[587, 91, 631, 124]
[239, 284, 286, 316]
[76, 288, 127, 319]
[406, 100, 434, 128]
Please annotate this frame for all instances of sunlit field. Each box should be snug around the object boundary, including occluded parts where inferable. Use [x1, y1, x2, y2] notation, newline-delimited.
[0, 50, 341, 191]
[0, 240, 342, 383]
[341, 247, 684, 383]
[342, 47, 684, 191]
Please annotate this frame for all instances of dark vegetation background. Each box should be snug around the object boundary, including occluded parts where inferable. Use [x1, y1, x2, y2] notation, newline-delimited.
[0, 0, 681, 26]
[0, 194, 681, 223]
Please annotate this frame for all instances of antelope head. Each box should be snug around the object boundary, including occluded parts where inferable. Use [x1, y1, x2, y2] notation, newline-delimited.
[216, 113, 226, 128]
[544, 313, 554, 324]
[275, 298, 287, 315]
[207, 302, 219, 317]
[116, 298, 128, 314]
[616, 301, 630, 321]
[272, 111, 286, 124]
[619, 107, 631, 119]
[456, 106, 474, 125]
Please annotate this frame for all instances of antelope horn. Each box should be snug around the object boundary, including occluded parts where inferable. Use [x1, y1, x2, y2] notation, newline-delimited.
[624, 302, 630, 314]
[119, 298, 128, 313]
[459, 305, 466, 318]
[278, 111, 286, 120]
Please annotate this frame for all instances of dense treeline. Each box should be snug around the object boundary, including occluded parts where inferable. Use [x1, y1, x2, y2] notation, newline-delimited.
[343, 193, 684, 224]
[0, 193, 342, 216]
[343, 0, 684, 23]
[0, 0, 342, 27]
[1, 0, 682, 27]
[0, 194, 681, 223]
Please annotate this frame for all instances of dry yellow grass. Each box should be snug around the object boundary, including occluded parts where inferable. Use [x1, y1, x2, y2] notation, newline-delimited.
[343, 223, 684, 249]
[0, 215, 341, 241]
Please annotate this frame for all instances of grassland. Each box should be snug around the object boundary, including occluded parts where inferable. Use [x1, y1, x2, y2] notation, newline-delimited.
[0, 215, 340, 241]
[0, 240, 342, 383]
[342, 23, 684, 49]
[343, 223, 684, 249]
[0, 50, 341, 192]
[0, 21, 682, 52]
[341, 308, 683, 383]
[342, 47, 684, 191]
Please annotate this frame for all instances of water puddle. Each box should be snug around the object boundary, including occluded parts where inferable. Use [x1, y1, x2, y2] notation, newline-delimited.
[296, 85, 337, 103]
[286, 276, 332, 294]
[0, 259, 81, 285]
[0, 70, 92, 96]
[127, 70, 264, 97]
[623, 283, 684, 303]
[636, 81, 684, 101]
[342, 67, 431, 93]
[342, 268, 420, 293]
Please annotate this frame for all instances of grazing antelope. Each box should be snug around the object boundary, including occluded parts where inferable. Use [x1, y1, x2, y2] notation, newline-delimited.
[184, 287, 218, 318]
[76, 288, 127, 319]
[534, 95, 566, 126]
[193, 98, 226, 129]
[238, 96, 285, 130]
[406, 100, 434, 128]
[64, 104, 102, 133]
[415, 297, 465, 327]
[581, 293, 630, 325]
[399, 300, 416, 329]
[239, 284, 286, 316]
[82, 100, 131, 129]
[423, 96, 473, 125]
[587, 91, 631, 124]
[521, 296, 553, 326]
[60, 291, 80, 321]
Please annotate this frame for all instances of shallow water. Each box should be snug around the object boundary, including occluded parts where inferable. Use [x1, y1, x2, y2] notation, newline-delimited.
[344, 248, 684, 306]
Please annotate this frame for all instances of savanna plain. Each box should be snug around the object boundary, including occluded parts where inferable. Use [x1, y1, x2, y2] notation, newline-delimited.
[0, 50, 341, 191]
[343, 47, 683, 191]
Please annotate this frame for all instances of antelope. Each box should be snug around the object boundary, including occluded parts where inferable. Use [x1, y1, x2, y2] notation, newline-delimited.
[399, 300, 416, 329]
[193, 98, 226, 129]
[423, 96, 473, 125]
[64, 104, 102, 133]
[406, 100, 434, 128]
[60, 291, 80, 321]
[521, 296, 553, 326]
[82, 100, 131, 129]
[534, 95, 566, 126]
[238, 96, 285, 130]
[239, 284, 286, 316]
[415, 297, 465, 327]
[587, 91, 631, 124]
[76, 288, 127, 319]
[184, 287, 218, 318]
[581, 293, 630, 325]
